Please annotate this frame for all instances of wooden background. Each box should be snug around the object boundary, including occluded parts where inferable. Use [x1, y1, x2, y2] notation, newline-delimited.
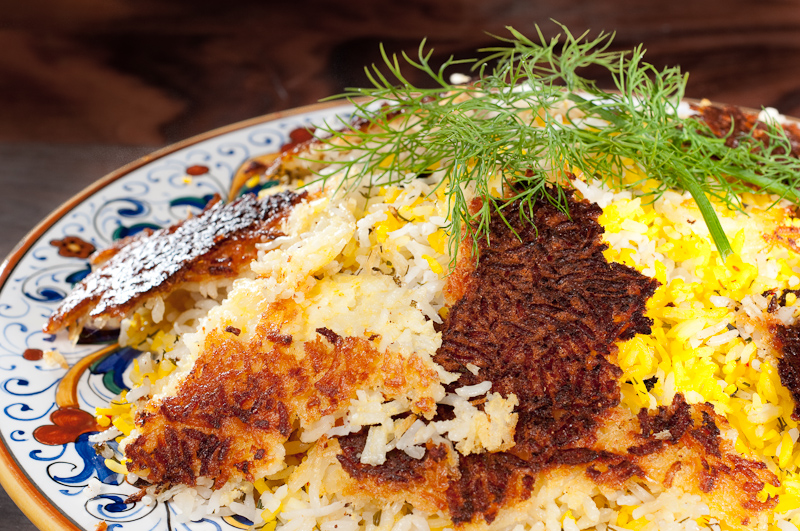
[2, 0, 800, 529]
[3, 0, 800, 147]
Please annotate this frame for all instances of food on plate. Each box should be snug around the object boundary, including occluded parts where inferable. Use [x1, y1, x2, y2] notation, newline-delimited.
[44, 192, 306, 338]
[46, 26, 800, 531]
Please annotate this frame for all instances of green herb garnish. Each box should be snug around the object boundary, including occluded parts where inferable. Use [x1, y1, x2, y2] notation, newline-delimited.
[313, 24, 800, 261]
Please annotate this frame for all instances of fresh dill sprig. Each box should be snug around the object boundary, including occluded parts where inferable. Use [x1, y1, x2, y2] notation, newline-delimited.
[312, 24, 800, 262]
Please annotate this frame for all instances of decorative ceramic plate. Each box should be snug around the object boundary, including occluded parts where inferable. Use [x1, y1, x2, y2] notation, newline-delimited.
[0, 100, 354, 531]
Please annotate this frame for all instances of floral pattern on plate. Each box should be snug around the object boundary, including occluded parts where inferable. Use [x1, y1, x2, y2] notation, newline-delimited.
[0, 102, 353, 531]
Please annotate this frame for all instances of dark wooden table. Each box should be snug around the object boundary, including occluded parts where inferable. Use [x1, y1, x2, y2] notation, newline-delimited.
[0, 144, 157, 260]
[2, 0, 800, 528]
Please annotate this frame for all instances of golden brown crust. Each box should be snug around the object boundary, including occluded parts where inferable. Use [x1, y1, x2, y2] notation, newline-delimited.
[44, 191, 304, 334]
[336, 432, 457, 514]
[591, 403, 779, 526]
[335, 192, 777, 526]
[772, 320, 800, 420]
[770, 224, 800, 255]
[693, 103, 800, 158]
[434, 192, 656, 469]
[331, 397, 777, 528]
[125, 301, 440, 488]
[336, 192, 660, 524]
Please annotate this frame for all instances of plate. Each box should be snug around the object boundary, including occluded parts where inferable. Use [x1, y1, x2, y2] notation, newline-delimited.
[0, 100, 355, 531]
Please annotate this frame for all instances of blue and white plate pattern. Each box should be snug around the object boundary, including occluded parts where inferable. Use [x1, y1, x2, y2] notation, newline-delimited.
[0, 102, 354, 531]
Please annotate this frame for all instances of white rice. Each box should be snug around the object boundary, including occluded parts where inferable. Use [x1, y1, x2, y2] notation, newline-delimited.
[86, 94, 800, 531]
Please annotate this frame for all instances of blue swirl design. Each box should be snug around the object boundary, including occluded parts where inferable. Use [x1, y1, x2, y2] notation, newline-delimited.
[145, 159, 190, 186]
[49, 433, 121, 486]
[29, 246, 52, 262]
[93, 495, 130, 514]
[168, 504, 223, 531]
[26, 326, 57, 348]
[4, 401, 55, 421]
[29, 444, 66, 461]
[165, 501, 229, 531]
[169, 195, 217, 216]
[83, 378, 117, 405]
[52, 220, 94, 254]
[2, 322, 29, 356]
[0, 297, 32, 320]
[208, 143, 251, 184]
[58, 221, 90, 237]
[33, 364, 63, 373]
[226, 515, 255, 528]
[22, 286, 64, 303]
[91, 346, 140, 395]
[235, 179, 279, 199]
[164, 173, 209, 194]
[10, 430, 26, 441]
[174, 173, 228, 197]
[59, 488, 86, 496]
[177, 149, 228, 194]
[145, 155, 227, 196]
[20, 263, 96, 304]
[116, 198, 148, 218]
[85, 493, 158, 522]
[120, 181, 151, 196]
[215, 142, 250, 161]
[184, 150, 211, 163]
[2, 377, 60, 396]
[247, 127, 286, 148]
[0, 354, 18, 371]
[93, 198, 154, 244]
[112, 222, 161, 241]
[65, 265, 92, 285]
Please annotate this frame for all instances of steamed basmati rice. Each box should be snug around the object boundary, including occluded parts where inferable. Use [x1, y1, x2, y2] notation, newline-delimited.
[82, 96, 800, 531]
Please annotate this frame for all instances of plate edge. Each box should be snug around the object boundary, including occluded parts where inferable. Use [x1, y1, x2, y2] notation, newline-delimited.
[0, 98, 351, 531]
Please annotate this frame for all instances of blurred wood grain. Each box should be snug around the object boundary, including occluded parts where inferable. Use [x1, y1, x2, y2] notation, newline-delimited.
[0, 143, 155, 258]
[3, 0, 800, 145]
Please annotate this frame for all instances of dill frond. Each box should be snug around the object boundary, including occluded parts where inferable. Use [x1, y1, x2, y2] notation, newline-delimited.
[311, 23, 800, 262]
